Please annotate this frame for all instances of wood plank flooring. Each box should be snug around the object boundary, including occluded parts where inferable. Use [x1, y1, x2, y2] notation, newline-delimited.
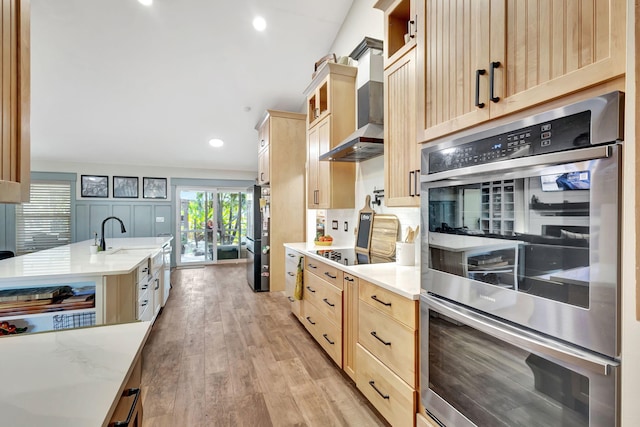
[141, 264, 388, 427]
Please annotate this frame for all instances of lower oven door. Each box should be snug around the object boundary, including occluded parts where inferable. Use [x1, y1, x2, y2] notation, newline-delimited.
[420, 293, 619, 427]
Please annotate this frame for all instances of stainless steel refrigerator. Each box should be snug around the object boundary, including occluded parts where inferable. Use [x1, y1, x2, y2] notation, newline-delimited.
[246, 185, 270, 292]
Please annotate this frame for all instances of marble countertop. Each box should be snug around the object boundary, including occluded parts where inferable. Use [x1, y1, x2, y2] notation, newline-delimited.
[0, 321, 151, 427]
[284, 242, 421, 300]
[0, 237, 172, 283]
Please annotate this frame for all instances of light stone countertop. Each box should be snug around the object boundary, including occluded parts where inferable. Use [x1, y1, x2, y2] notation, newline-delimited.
[0, 237, 172, 284]
[0, 321, 152, 427]
[284, 242, 421, 300]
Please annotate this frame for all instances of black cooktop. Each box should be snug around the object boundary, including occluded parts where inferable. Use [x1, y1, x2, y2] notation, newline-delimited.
[314, 249, 394, 266]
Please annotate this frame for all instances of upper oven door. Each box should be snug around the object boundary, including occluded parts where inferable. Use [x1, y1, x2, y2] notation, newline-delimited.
[420, 143, 621, 358]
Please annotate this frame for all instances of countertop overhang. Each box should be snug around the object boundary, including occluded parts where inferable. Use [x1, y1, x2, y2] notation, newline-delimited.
[0, 237, 172, 283]
[284, 242, 421, 299]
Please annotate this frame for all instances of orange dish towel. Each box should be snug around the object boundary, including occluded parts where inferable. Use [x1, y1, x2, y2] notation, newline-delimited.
[294, 256, 304, 300]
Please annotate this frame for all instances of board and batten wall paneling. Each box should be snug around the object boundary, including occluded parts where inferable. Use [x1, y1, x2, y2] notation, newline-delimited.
[0, 203, 16, 251]
[75, 201, 171, 243]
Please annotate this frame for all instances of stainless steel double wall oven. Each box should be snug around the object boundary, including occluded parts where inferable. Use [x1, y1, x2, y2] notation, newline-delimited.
[420, 92, 623, 427]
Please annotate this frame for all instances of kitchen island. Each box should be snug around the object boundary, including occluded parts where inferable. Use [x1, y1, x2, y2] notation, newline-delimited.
[0, 321, 151, 427]
[0, 237, 172, 334]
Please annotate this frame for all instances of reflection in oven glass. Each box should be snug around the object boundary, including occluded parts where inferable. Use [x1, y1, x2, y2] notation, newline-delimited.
[429, 311, 588, 427]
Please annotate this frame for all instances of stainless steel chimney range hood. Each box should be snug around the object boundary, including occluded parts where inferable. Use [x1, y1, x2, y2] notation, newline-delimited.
[320, 37, 384, 163]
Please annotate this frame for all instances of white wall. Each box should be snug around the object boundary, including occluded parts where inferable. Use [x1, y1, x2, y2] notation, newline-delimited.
[329, 0, 384, 57]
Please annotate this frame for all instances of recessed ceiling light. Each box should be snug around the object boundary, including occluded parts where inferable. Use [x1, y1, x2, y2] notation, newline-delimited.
[209, 138, 224, 148]
[252, 16, 267, 32]
[138, 0, 152, 6]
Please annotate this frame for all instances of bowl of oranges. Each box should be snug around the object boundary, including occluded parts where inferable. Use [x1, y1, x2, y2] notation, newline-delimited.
[314, 235, 334, 246]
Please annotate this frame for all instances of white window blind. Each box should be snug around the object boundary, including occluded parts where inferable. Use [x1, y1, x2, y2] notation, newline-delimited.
[16, 181, 72, 255]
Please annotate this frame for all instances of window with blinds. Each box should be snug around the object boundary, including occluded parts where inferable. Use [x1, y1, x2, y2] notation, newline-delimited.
[16, 181, 72, 255]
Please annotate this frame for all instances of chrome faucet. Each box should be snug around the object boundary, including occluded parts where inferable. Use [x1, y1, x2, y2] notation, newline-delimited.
[100, 216, 127, 251]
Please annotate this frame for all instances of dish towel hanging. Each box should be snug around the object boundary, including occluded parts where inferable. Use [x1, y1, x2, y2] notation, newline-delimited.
[294, 256, 304, 300]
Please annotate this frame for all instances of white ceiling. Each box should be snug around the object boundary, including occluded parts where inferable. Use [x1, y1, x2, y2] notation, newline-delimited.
[30, 0, 354, 173]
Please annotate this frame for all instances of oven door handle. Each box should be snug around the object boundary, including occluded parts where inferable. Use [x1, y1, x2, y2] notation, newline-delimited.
[422, 145, 613, 183]
[422, 293, 618, 376]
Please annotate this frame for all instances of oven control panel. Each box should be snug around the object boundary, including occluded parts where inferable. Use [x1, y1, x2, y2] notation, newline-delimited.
[428, 111, 591, 174]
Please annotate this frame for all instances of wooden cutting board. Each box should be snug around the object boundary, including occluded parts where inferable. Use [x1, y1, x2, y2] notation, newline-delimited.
[370, 214, 400, 259]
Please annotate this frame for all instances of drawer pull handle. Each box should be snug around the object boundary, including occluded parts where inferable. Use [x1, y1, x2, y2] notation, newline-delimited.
[109, 388, 141, 427]
[324, 272, 337, 279]
[368, 381, 389, 400]
[141, 300, 148, 307]
[323, 298, 335, 307]
[371, 295, 391, 307]
[306, 316, 316, 325]
[141, 284, 148, 290]
[288, 296, 295, 302]
[371, 331, 391, 346]
[154, 279, 160, 290]
[323, 333, 335, 345]
[306, 286, 316, 293]
[308, 263, 317, 269]
[287, 253, 295, 258]
[142, 267, 149, 273]
[287, 272, 295, 276]
[344, 276, 354, 282]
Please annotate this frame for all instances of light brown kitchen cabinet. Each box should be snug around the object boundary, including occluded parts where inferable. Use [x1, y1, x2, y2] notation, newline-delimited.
[374, 0, 417, 68]
[343, 272, 359, 381]
[415, 0, 626, 143]
[255, 110, 306, 292]
[383, 47, 420, 207]
[304, 63, 357, 209]
[108, 354, 143, 427]
[0, 0, 30, 204]
[258, 148, 269, 185]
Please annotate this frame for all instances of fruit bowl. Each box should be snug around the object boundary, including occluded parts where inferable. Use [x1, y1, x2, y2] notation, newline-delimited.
[314, 240, 333, 246]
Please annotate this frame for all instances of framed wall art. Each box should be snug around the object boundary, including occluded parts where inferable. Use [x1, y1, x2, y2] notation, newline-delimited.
[81, 175, 109, 198]
[143, 177, 167, 199]
[113, 176, 139, 198]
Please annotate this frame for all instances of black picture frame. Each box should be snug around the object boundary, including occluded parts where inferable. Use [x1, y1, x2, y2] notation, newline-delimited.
[113, 176, 139, 198]
[143, 177, 167, 199]
[81, 175, 109, 198]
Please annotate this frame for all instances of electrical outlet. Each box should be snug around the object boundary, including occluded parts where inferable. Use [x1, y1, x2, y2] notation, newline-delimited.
[344, 221, 348, 232]
[156, 217, 165, 223]
[332, 220, 339, 230]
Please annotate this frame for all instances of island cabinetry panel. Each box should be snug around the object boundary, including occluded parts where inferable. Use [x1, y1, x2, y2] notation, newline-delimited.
[0, 0, 30, 203]
[342, 272, 359, 381]
[416, 0, 626, 143]
[304, 63, 356, 209]
[108, 352, 143, 427]
[284, 248, 303, 321]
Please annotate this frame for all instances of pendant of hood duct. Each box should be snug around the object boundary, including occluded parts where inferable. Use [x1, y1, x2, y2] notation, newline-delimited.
[320, 38, 384, 163]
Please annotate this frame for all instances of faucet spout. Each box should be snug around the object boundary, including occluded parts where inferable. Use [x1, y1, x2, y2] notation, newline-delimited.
[100, 216, 127, 251]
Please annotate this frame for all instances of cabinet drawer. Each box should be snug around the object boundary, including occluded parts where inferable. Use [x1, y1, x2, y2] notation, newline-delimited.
[359, 279, 417, 329]
[137, 275, 151, 295]
[303, 273, 343, 326]
[302, 300, 342, 367]
[359, 301, 416, 387]
[137, 289, 151, 320]
[305, 258, 342, 289]
[285, 248, 302, 265]
[137, 261, 150, 283]
[356, 343, 415, 427]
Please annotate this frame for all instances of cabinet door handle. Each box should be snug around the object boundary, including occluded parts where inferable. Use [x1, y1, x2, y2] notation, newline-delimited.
[314, 108, 320, 119]
[368, 381, 390, 400]
[109, 388, 141, 427]
[287, 296, 294, 302]
[344, 276, 354, 282]
[306, 286, 316, 293]
[154, 279, 160, 290]
[475, 69, 486, 108]
[409, 170, 415, 196]
[415, 169, 420, 196]
[371, 295, 392, 307]
[323, 298, 335, 307]
[323, 333, 335, 345]
[371, 331, 391, 346]
[324, 271, 337, 279]
[306, 316, 316, 325]
[490, 61, 501, 103]
[260, 172, 264, 181]
[308, 263, 317, 269]
[260, 139, 265, 148]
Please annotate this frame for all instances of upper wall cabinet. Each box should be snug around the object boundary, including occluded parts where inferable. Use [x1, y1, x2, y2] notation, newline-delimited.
[0, 0, 30, 203]
[375, 0, 417, 68]
[416, 0, 626, 143]
[304, 63, 357, 210]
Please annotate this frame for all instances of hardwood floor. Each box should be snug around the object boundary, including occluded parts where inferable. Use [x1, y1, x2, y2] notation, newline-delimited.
[141, 264, 388, 426]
